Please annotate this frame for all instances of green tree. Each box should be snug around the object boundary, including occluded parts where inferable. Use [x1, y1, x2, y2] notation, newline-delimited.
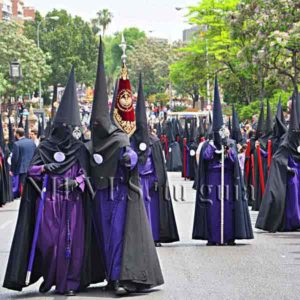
[127, 37, 179, 96]
[232, 0, 300, 95]
[171, 0, 300, 110]
[24, 10, 98, 103]
[91, 9, 113, 36]
[170, 53, 207, 108]
[0, 21, 50, 100]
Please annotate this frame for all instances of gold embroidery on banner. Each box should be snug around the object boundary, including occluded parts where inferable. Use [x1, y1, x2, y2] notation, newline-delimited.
[117, 89, 133, 112]
[113, 108, 136, 136]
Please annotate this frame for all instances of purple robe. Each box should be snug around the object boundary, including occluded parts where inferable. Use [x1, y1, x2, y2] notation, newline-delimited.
[28, 163, 85, 293]
[95, 148, 138, 281]
[138, 148, 160, 242]
[285, 156, 300, 230]
[12, 175, 19, 198]
[203, 144, 236, 244]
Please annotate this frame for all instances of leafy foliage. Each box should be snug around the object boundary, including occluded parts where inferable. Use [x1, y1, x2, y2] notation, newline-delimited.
[127, 38, 180, 96]
[0, 21, 50, 98]
[170, 0, 300, 119]
[24, 10, 98, 101]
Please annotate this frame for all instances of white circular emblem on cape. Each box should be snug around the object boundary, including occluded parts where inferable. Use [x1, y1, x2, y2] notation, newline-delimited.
[190, 149, 196, 157]
[93, 154, 103, 165]
[72, 128, 82, 140]
[297, 146, 300, 154]
[139, 142, 147, 151]
[169, 148, 172, 153]
[54, 152, 66, 162]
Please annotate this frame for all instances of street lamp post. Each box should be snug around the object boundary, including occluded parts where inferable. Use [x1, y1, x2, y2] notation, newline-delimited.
[36, 16, 59, 109]
[9, 60, 22, 114]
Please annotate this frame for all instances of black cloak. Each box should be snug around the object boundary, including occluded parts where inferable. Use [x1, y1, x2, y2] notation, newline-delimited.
[256, 97, 300, 232]
[3, 140, 105, 291]
[0, 114, 13, 206]
[87, 38, 164, 290]
[150, 135, 179, 243]
[166, 121, 182, 172]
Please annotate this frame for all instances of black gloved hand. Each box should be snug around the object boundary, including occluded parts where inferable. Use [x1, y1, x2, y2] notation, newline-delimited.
[44, 163, 60, 173]
[121, 149, 132, 169]
[58, 179, 78, 191]
[287, 167, 297, 176]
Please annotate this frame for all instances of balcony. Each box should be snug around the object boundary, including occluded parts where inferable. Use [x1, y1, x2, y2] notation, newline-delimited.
[2, 4, 12, 14]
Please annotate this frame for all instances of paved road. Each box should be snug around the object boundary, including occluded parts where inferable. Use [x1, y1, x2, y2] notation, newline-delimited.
[1, 172, 300, 299]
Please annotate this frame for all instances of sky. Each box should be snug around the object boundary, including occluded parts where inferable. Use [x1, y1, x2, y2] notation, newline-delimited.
[25, 0, 199, 41]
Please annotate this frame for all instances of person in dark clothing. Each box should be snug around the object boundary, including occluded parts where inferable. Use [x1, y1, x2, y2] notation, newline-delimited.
[10, 127, 36, 196]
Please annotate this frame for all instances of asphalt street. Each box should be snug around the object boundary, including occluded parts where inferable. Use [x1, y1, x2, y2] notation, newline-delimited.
[0, 172, 300, 300]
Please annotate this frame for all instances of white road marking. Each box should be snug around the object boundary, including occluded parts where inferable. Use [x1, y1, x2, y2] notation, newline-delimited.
[0, 220, 13, 230]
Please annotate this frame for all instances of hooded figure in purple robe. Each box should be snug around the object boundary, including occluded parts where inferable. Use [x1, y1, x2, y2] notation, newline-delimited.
[256, 93, 300, 232]
[192, 77, 253, 245]
[130, 74, 179, 247]
[85, 39, 164, 296]
[3, 67, 104, 296]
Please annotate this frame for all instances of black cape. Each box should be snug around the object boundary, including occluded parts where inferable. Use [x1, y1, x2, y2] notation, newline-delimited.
[88, 142, 164, 289]
[0, 146, 13, 206]
[166, 142, 182, 172]
[119, 166, 164, 289]
[255, 135, 291, 232]
[150, 135, 179, 243]
[3, 142, 105, 291]
[192, 140, 253, 240]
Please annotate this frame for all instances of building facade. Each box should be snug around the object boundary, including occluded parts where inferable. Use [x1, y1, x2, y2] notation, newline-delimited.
[0, 0, 35, 22]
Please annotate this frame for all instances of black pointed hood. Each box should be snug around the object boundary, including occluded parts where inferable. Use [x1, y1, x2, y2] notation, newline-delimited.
[287, 94, 300, 160]
[8, 116, 14, 146]
[273, 97, 287, 138]
[0, 114, 5, 150]
[231, 104, 243, 143]
[25, 116, 29, 138]
[198, 117, 205, 138]
[156, 122, 162, 138]
[289, 95, 299, 133]
[90, 38, 116, 138]
[206, 112, 213, 140]
[53, 66, 81, 127]
[292, 89, 300, 127]
[132, 74, 150, 163]
[212, 76, 224, 133]
[38, 117, 45, 138]
[173, 118, 183, 139]
[18, 114, 23, 128]
[184, 119, 190, 141]
[255, 103, 265, 139]
[166, 120, 175, 142]
[88, 37, 129, 189]
[228, 116, 232, 133]
[265, 99, 273, 135]
[190, 119, 197, 142]
[110, 79, 119, 125]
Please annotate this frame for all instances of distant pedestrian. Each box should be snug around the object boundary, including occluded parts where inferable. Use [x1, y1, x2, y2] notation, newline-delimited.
[10, 127, 36, 196]
[30, 128, 40, 147]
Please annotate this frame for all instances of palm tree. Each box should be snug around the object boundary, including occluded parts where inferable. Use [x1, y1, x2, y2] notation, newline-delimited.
[91, 9, 113, 36]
